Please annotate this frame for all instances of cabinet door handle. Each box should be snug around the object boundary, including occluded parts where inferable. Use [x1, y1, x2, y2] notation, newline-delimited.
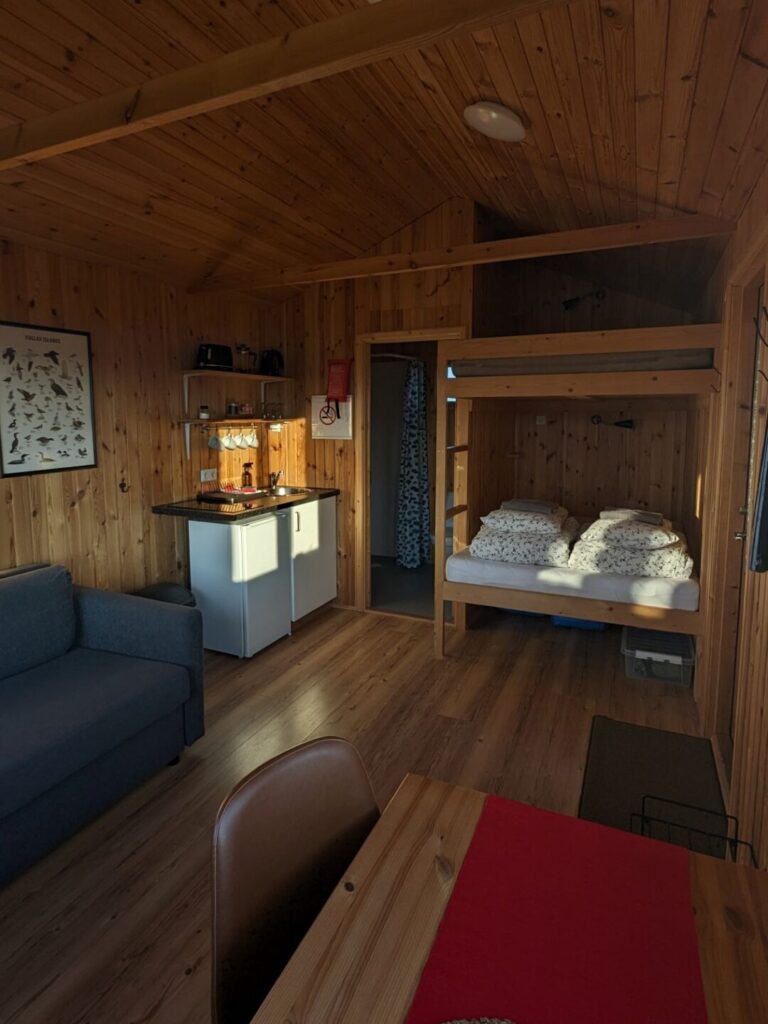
[296, 511, 301, 532]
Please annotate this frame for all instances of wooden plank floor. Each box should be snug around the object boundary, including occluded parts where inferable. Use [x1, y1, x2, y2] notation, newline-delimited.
[0, 609, 701, 1024]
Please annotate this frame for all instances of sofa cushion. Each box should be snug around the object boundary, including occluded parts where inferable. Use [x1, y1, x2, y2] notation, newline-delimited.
[0, 648, 190, 818]
[0, 565, 76, 680]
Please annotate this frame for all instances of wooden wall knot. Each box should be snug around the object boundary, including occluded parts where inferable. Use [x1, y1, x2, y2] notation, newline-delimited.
[434, 853, 454, 882]
[123, 89, 142, 125]
[724, 904, 748, 934]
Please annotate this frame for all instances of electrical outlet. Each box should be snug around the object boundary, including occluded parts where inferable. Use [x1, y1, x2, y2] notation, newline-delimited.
[200, 468, 218, 483]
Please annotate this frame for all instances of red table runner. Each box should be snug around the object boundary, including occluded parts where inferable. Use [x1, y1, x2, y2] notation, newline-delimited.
[405, 796, 708, 1024]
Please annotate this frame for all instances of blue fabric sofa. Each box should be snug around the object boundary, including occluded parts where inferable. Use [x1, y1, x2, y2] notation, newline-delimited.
[0, 565, 204, 886]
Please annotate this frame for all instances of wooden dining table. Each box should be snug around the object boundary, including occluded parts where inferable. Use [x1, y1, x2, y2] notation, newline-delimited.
[251, 774, 768, 1024]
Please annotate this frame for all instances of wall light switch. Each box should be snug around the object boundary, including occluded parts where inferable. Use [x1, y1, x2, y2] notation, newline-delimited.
[200, 468, 218, 483]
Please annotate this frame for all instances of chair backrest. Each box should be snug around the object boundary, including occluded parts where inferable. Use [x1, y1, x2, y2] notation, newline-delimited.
[211, 737, 380, 1024]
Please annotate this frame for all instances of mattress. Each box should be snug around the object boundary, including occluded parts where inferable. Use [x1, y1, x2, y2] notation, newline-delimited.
[445, 549, 700, 612]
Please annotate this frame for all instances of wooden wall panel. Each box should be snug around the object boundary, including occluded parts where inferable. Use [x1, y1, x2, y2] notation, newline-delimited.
[0, 239, 266, 590]
[259, 199, 476, 606]
[473, 256, 703, 337]
[468, 396, 703, 545]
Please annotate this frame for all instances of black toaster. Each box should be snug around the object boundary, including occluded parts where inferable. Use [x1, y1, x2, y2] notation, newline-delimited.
[197, 344, 234, 370]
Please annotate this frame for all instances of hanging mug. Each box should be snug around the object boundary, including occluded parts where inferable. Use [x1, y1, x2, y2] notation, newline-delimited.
[221, 431, 237, 450]
[245, 430, 259, 449]
[208, 434, 224, 451]
[235, 432, 249, 449]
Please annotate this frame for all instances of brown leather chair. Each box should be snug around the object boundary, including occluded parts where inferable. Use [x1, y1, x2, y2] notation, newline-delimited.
[211, 737, 380, 1024]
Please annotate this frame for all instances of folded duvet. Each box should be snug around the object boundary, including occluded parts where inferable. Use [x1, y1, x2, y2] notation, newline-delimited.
[470, 517, 579, 567]
[481, 505, 568, 536]
[579, 516, 680, 549]
[568, 537, 694, 579]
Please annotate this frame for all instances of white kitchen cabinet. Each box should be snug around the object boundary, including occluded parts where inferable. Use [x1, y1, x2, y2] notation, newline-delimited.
[189, 512, 291, 657]
[290, 496, 337, 621]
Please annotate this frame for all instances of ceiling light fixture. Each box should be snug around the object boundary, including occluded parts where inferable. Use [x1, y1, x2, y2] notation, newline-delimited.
[463, 101, 526, 142]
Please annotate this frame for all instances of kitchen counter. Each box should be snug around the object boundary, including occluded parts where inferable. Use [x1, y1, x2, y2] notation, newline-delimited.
[152, 487, 339, 524]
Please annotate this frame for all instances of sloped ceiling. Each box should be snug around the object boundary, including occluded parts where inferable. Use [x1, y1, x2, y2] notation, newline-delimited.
[0, 0, 766, 303]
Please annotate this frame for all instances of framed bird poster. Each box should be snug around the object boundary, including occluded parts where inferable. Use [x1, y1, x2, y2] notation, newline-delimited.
[0, 320, 96, 477]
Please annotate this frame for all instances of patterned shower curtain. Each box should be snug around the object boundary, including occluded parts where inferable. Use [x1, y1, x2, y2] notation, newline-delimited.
[396, 360, 431, 569]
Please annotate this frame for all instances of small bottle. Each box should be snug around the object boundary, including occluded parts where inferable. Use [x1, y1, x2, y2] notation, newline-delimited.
[198, 404, 210, 420]
[241, 462, 253, 488]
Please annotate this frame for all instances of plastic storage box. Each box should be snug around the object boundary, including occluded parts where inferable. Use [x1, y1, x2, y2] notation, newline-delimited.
[620, 627, 695, 685]
[551, 615, 607, 631]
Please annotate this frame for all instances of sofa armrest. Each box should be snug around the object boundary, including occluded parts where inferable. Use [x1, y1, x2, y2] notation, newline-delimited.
[74, 586, 204, 744]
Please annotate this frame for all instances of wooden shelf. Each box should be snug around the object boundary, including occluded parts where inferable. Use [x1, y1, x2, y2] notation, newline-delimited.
[180, 417, 297, 426]
[181, 369, 292, 384]
[181, 369, 295, 459]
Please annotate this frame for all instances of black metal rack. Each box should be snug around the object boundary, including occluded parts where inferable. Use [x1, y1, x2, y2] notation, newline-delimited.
[631, 795, 758, 867]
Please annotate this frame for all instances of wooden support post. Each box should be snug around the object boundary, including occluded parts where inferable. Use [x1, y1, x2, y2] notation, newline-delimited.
[452, 398, 471, 632]
[353, 334, 370, 611]
[434, 349, 449, 658]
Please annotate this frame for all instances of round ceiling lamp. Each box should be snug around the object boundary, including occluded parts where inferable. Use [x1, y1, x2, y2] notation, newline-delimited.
[463, 101, 526, 142]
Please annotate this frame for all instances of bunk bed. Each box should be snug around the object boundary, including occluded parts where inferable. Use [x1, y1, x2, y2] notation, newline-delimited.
[434, 323, 721, 657]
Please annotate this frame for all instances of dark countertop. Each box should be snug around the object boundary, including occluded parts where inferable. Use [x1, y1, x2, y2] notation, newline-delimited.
[152, 487, 339, 524]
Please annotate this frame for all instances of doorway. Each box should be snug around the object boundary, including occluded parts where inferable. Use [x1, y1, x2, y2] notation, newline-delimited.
[369, 343, 437, 618]
[353, 325, 467, 615]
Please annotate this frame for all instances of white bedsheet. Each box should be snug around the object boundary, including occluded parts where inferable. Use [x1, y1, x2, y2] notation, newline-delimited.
[445, 549, 700, 611]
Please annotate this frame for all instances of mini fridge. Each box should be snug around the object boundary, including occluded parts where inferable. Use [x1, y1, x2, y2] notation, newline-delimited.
[188, 512, 291, 657]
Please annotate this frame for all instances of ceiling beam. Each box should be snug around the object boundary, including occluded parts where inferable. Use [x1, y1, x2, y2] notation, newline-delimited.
[193, 214, 736, 292]
[0, 0, 560, 172]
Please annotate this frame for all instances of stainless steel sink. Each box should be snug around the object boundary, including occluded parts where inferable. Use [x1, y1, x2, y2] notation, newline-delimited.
[269, 486, 308, 496]
[197, 486, 309, 506]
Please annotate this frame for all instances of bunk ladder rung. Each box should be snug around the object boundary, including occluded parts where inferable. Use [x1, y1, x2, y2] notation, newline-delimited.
[446, 444, 469, 453]
[445, 504, 468, 519]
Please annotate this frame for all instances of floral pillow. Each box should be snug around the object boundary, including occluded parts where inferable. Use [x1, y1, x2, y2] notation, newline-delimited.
[470, 518, 578, 566]
[480, 505, 568, 536]
[579, 517, 680, 550]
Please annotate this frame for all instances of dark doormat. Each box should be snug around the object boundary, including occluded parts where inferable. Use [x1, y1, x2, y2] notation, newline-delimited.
[579, 716, 726, 857]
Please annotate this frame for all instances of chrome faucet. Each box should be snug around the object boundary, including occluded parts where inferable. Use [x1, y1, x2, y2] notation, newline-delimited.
[269, 469, 284, 490]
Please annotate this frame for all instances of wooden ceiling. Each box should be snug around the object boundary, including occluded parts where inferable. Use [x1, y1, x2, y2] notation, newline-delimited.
[0, 0, 766, 303]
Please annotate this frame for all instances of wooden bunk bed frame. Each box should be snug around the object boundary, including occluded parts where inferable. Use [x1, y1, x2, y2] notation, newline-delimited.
[434, 323, 721, 657]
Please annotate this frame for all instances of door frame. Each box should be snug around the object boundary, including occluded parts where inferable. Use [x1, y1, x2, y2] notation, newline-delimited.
[353, 326, 468, 611]
[700, 245, 767, 797]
